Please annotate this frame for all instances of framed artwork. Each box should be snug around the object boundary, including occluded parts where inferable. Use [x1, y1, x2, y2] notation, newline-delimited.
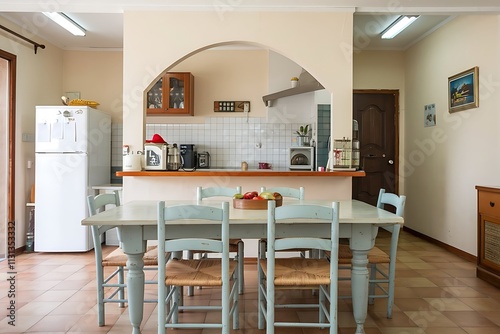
[448, 66, 479, 113]
[424, 103, 436, 127]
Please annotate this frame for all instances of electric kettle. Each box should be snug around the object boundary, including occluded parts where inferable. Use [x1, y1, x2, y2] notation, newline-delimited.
[167, 143, 182, 171]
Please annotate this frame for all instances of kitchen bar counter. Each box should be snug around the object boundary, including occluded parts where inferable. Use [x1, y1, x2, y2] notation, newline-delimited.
[117, 169, 365, 177]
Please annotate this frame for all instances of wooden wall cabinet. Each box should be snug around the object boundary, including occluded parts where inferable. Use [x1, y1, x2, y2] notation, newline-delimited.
[146, 72, 194, 116]
[476, 185, 500, 288]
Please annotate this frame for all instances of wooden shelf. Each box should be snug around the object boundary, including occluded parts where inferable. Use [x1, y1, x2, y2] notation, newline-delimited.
[117, 170, 366, 177]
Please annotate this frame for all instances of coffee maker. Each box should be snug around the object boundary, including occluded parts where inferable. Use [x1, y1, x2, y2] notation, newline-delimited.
[180, 144, 197, 169]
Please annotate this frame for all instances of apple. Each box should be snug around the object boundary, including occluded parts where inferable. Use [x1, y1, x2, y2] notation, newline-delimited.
[252, 195, 264, 200]
[243, 191, 258, 199]
[233, 193, 244, 199]
[273, 192, 283, 200]
[259, 191, 275, 200]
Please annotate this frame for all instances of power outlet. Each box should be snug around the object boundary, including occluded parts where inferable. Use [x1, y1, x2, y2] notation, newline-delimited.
[22, 133, 35, 142]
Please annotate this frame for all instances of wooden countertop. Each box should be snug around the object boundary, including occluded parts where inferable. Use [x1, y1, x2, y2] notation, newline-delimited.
[117, 170, 366, 177]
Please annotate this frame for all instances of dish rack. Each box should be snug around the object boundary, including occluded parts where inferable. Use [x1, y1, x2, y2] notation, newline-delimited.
[333, 138, 354, 169]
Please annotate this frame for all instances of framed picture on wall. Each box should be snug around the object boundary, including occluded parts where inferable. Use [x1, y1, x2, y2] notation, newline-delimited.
[448, 66, 479, 113]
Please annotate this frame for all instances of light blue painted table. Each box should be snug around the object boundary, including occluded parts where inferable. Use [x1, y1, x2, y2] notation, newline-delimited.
[82, 199, 403, 334]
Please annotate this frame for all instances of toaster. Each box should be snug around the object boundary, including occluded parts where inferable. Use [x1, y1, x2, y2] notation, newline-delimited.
[144, 143, 168, 170]
[197, 152, 210, 169]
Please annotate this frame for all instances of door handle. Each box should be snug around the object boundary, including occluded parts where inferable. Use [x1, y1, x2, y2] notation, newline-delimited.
[388, 159, 394, 165]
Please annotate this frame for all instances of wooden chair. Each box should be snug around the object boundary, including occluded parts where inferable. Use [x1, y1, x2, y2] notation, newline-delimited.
[260, 186, 305, 200]
[258, 200, 339, 333]
[157, 201, 239, 333]
[337, 189, 406, 319]
[87, 191, 166, 327]
[258, 186, 306, 258]
[195, 186, 245, 295]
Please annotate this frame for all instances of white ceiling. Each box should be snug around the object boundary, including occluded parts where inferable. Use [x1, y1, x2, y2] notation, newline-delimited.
[1, 0, 499, 51]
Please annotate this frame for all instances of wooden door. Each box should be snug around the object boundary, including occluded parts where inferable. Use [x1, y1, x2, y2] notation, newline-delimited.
[352, 90, 399, 206]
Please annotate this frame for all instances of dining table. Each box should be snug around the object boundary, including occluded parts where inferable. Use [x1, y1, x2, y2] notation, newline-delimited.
[82, 199, 404, 334]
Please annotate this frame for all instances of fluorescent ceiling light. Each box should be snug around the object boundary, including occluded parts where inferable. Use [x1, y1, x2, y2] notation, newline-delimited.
[381, 15, 419, 39]
[43, 12, 86, 37]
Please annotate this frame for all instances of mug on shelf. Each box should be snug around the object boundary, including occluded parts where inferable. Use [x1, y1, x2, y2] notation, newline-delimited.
[258, 162, 272, 169]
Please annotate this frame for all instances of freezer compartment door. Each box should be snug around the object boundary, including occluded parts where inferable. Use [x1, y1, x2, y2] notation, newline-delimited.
[34, 153, 92, 252]
[36, 106, 89, 153]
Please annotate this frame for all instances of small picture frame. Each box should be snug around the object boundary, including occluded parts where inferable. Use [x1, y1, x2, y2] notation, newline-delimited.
[424, 103, 436, 127]
[448, 67, 479, 113]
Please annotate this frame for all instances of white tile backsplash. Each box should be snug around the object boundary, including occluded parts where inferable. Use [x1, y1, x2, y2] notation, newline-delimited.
[112, 117, 310, 170]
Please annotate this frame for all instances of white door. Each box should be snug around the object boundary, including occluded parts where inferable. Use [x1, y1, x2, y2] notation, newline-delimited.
[34, 153, 91, 252]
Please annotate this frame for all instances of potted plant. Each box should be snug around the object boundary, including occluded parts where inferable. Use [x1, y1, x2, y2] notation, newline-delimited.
[290, 76, 299, 88]
[295, 124, 310, 146]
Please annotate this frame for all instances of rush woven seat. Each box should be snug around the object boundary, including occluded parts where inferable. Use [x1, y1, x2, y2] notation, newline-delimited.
[87, 191, 169, 327]
[260, 257, 331, 286]
[258, 200, 339, 334]
[102, 245, 159, 267]
[157, 201, 239, 333]
[165, 258, 237, 286]
[336, 244, 390, 265]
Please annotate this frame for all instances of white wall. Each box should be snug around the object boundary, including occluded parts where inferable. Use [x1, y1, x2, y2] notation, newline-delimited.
[122, 10, 354, 202]
[0, 16, 64, 249]
[403, 15, 500, 255]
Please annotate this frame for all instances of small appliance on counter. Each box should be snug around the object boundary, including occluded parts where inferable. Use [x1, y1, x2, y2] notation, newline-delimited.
[167, 143, 182, 170]
[289, 147, 315, 170]
[144, 143, 168, 170]
[180, 144, 197, 169]
[197, 151, 210, 169]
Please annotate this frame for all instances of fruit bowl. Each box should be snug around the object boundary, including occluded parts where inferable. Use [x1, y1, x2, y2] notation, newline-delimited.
[233, 198, 282, 210]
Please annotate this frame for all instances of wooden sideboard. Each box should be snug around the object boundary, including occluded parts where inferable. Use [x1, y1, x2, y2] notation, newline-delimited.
[476, 186, 500, 288]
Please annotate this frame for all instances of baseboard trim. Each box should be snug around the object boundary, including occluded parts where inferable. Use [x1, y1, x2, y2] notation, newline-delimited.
[403, 226, 476, 263]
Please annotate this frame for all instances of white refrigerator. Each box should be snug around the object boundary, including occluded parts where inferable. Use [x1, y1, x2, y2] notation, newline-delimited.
[35, 106, 111, 252]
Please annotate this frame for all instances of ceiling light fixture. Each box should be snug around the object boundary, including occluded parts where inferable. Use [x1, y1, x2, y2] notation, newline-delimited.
[43, 12, 86, 37]
[381, 15, 419, 39]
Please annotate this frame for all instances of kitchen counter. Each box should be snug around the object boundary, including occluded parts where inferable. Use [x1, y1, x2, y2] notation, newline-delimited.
[91, 183, 123, 190]
[117, 169, 365, 177]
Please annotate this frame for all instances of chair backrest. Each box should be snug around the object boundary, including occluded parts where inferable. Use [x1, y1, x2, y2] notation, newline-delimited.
[266, 200, 339, 283]
[376, 189, 406, 233]
[87, 191, 121, 216]
[260, 186, 305, 199]
[376, 189, 406, 263]
[157, 202, 230, 292]
[87, 191, 121, 261]
[197, 186, 242, 200]
[376, 189, 406, 217]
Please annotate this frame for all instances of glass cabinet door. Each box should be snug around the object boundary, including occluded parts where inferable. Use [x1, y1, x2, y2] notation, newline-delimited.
[147, 72, 193, 116]
[147, 78, 163, 110]
[165, 72, 193, 115]
[168, 76, 185, 109]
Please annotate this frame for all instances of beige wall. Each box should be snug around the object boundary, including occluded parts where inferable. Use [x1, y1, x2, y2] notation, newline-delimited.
[122, 10, 354, 202]
[147, 49, 269, 123]
[404, 15, 500, 255]
[0, 16, 64, 248]
[63, 51, 123, 123]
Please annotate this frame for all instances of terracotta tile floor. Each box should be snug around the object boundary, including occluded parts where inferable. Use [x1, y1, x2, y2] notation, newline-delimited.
[1, 229, 500, 333]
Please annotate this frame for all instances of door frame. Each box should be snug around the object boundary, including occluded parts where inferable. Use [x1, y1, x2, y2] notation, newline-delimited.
[1, 49, 17, 252]
[353, 89, 400, 194]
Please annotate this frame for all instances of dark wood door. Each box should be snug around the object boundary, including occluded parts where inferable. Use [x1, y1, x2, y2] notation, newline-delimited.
[352, 90, 399, 206]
